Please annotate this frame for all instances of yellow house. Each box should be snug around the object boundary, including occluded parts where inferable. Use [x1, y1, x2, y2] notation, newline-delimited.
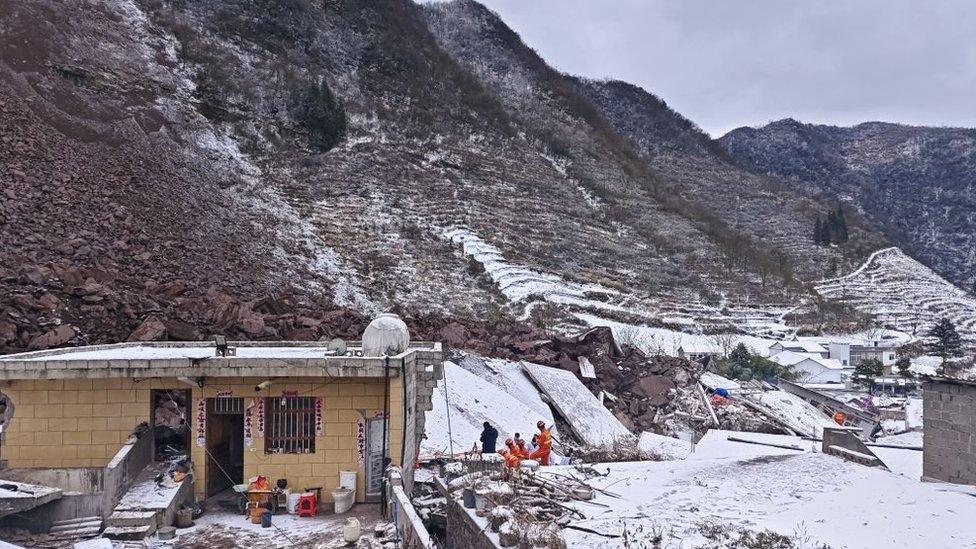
[0, 340, 442, 507]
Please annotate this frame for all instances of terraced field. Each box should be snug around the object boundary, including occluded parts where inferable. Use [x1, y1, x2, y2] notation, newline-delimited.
[815, 248, 976, 347]
[448, 227, 795, 338]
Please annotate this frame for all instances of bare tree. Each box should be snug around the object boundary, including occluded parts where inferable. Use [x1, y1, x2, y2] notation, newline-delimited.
[710, 333, 737, 358]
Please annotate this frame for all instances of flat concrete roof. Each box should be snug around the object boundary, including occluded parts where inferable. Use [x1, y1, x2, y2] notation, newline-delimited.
[0, 341, 442, 380]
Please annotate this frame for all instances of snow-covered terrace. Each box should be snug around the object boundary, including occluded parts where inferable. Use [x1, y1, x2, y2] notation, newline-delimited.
[0, 340, 441, 379]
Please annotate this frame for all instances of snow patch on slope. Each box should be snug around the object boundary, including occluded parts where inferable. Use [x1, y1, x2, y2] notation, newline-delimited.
[444, 227, 617, 305]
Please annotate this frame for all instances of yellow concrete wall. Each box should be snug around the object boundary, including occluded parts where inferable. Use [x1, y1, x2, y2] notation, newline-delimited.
[1, 375, 406, 504]
[1, 378, 174, 468]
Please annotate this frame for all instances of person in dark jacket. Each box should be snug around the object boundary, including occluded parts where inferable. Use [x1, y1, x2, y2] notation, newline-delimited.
[480, 422, 498, 454]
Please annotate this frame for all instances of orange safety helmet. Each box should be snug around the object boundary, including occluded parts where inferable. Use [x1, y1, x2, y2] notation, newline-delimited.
[505, 438, 515, 447]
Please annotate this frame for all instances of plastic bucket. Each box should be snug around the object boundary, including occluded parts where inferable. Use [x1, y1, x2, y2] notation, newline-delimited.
[462, 488, 476, 509]
[261, 511, 272, 528]
[287, 492, 301, 514]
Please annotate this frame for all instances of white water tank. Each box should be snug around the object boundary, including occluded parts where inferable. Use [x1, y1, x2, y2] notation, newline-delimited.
[362, 313, 410, 357]
[339, 470, 357, 490]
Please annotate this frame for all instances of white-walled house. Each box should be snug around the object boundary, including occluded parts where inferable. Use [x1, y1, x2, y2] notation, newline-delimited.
[770, 350, 854, 384]
[769, 340, 829, 358]
[828, 342, 851, 367]
[850, 341, 898, 368]
[791, 336, 898, 368]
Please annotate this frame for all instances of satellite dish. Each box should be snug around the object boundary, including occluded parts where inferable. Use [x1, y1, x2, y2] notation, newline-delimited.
[327, 338, 347, 356]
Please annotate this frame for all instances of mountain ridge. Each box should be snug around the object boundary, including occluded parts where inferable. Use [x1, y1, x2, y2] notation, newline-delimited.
[0, 0, 962, 354]
[720, 118, 976, 289]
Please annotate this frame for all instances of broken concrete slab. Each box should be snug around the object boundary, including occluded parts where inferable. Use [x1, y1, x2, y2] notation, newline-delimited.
[0, 479, 62, 518]
[520, 361, 633, 447]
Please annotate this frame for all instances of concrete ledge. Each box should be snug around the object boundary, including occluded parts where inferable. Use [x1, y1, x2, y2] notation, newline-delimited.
[0, 341, 445, 379]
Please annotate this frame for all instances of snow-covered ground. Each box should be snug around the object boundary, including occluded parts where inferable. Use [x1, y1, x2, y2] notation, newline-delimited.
[168, 504, 386, 548]
[690, 429, 816, 460]
[560, 452, 975, 548]
[638, 431, 693, 460]
[874, 431, 924, 480]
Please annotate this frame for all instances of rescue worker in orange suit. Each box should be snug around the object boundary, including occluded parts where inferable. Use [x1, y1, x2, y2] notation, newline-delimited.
[833, 411, 846, 426]
[498, 448, 521, 477]
[504, 437, 519, 456]
[529, 420, 552, 465]
[515, 438, 530, 459]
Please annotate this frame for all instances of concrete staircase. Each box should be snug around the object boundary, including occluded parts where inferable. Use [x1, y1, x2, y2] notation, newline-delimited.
[103, 462, 192, 541]
[47, 515, 102, 544]
[103, 510, 158, 540]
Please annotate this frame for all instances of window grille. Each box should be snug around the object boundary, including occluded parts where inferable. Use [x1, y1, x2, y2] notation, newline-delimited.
[208, 397, 244, 415]
[265, 397, 316, 454]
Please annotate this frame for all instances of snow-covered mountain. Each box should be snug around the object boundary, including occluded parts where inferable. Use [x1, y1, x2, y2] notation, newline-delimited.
[720, 119, 976, 290]
[815, 248, 976, 347]
[1, 0, 970, 353]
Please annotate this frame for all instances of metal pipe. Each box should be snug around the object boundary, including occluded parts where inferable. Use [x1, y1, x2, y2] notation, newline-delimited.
[381, 355, 390, 513]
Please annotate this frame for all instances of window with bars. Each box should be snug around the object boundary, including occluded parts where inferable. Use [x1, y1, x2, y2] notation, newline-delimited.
[265, 397, 316, 454]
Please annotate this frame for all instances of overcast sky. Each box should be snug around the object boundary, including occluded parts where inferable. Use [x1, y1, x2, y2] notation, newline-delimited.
[434, 0, 976, 136]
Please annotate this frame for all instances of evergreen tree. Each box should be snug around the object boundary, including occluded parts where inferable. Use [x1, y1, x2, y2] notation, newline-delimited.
[895, 356, 913, 378]
[813, 218, 823, 245]
[971, 280, 976, 297]
[729, 343, 751, 368]
[853, 358, 883, 385]
[927, 318, 964, 366]
[835, 204, 849, 242]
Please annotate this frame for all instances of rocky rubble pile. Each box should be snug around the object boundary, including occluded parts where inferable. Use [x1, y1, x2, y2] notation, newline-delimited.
[499, 327, 785, 438]
[0, 261, 375, 354]
[501, 327, 705, 434]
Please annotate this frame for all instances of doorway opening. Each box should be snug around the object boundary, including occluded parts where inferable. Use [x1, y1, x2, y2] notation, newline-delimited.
[205, 397, 245, 498]
[365, 416, 388, 499]
[152, 389, 190, 462]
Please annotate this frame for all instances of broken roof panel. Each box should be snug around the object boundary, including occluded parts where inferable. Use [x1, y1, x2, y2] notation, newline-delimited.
[520, 361, 633, 447]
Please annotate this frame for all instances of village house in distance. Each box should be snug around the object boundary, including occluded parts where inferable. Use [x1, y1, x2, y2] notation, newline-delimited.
[681, 335, 901, 385]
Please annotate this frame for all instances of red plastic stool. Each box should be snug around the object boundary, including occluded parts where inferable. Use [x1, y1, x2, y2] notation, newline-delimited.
[296, 493, 317, 517]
